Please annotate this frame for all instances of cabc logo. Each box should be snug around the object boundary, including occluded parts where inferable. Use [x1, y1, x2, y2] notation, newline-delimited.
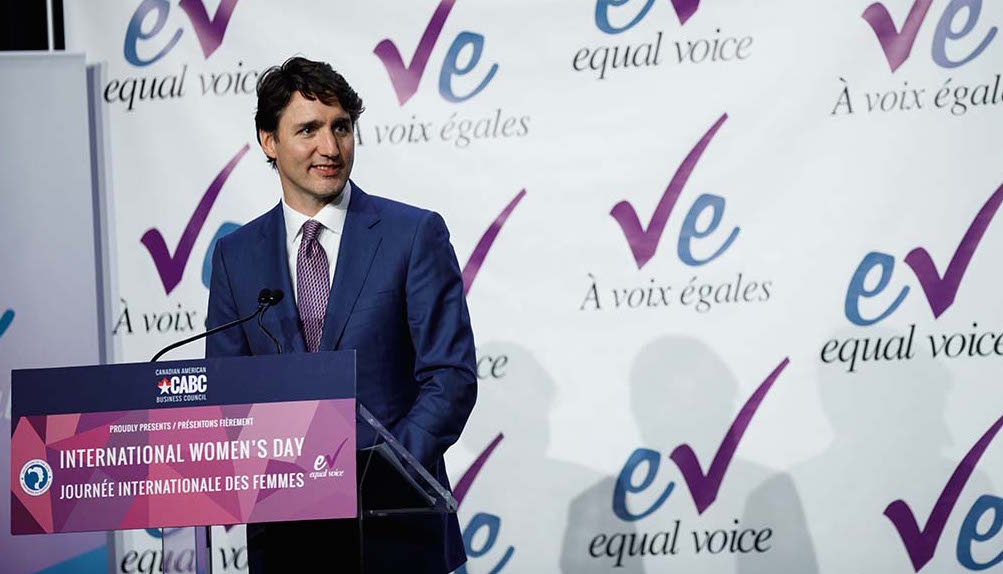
[124, 0, 240, 66]
[19, 459, 53, 496]
[374, 0, 498, 105]
[154, 366, 209, 403]
[863, 0, 997, 72]
[156, 374, 207, 395]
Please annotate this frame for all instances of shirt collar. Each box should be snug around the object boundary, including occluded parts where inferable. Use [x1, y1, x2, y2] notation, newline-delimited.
[282, 180, 352, 243]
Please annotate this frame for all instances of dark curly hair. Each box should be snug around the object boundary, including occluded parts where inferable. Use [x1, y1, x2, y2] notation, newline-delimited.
[254, 57, 365, 168]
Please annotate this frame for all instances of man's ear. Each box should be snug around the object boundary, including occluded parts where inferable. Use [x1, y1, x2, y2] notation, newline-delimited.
[259, 129, 277, 163]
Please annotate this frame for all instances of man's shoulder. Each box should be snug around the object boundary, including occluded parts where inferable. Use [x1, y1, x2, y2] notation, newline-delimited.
[218, 204, 279, 249]
[363, 190, 434, 224]
[358, 189, 449, 243]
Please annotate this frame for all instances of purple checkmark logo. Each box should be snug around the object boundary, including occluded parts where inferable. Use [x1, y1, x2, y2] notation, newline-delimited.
[610, 113, 727, 269]
[670, 0, 701, 25]
[862, 0, 934, 72]
[904, 182, 1003, 318]
[141, 144, 250, 295]
[669, 357, 789, 514]
[374, 0, 457, 106]
[885, 411, 1003, 571]
[454, 432, 504, 506]
[178, 0, 240, 59]
[0, 309, 14, 341]
[322, 437, 350, 470]
[461, 189, 526, 296]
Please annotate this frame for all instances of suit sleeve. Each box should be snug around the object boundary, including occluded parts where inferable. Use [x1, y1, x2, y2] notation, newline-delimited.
[393, 211, 478, 470]
[206, 236, 252, 358]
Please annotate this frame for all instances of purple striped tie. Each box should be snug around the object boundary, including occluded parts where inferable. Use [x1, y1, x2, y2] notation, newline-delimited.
[296, 219, 329, 352]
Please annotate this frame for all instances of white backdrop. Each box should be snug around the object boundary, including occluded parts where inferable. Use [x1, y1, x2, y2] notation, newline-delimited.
[63, 1, 1003, 572]
[0, 52, 109, 574]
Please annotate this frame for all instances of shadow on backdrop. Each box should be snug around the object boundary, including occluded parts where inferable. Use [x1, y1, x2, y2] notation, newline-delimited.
[565, 336, 806, 572]
[459, 342, 626, 572]
[742, 328, 992, 572]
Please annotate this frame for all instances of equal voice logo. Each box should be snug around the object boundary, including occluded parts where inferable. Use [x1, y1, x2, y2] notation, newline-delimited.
[105, 0, 260, 111]
[113, 144, 248, 340]
[359, 0, 530, 150]
[832, 0, 1001, 118]
[19, 459, 53, 496]
[124, 0, 238, 67]
[309, 438, 348, 479]
[571, 0, 754, 80]
[886, 411, 1003, 572]
[587, 359, 788, 568]
[580, 113, 773, 315]
[819, 182, 1003, 372]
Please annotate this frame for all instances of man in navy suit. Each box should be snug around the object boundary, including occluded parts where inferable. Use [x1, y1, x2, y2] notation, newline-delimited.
[206, 57, 477, 573]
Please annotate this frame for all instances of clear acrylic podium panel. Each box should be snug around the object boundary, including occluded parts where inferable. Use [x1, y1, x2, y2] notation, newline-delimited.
[157, 527, 212, 574]
[155, 525, 248, 574]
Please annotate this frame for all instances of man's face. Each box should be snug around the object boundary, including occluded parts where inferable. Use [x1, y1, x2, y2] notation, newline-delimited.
[259, 91, 355, 214]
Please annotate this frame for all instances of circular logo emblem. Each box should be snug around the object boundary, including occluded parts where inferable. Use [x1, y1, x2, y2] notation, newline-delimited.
[19, 459, 53, 496]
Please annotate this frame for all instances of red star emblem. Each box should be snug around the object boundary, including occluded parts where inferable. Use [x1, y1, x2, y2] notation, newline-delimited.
[157, 378, 172, 394]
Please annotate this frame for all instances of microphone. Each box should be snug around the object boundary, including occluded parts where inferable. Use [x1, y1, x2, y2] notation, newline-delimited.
[260, 288, 284, 306]
[257, 289, 283, 354]
[150, 288, 284, 362]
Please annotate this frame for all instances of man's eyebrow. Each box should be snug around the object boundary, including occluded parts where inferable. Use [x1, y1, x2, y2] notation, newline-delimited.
[294, 119, 322, 130]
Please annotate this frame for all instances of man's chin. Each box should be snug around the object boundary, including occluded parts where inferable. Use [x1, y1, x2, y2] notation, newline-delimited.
[310, 180, 347, 197]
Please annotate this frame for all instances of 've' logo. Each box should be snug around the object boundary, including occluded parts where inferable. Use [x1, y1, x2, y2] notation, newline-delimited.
[374, 0, 499, 105]
[862, 0, 998, 72]
[141, 144, 249, 295]
[19, 459, 53, 496]
[610, 113, 738, 269]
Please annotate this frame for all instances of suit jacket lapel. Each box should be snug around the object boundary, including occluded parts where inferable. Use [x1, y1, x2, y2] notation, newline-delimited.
[257, 203, 306, 354]
[320, 183, 382, 351]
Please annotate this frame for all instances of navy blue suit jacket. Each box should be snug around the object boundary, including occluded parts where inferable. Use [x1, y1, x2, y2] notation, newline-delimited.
[206, 184, 476, 572]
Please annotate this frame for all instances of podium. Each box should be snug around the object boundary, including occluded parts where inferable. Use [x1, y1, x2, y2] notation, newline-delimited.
[10, 352, 458, 573]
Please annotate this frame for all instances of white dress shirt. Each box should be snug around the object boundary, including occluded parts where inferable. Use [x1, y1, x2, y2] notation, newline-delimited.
[282, 181, 352, 304]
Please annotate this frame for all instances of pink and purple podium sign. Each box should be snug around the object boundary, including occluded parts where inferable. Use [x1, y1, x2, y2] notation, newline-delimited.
[10, 352, 358, 535]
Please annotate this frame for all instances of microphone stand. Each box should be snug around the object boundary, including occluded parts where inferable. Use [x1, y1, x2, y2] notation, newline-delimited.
[151, 289, 284, 362]
[149, 288, 283, 574]
[151, 304, 266, 362]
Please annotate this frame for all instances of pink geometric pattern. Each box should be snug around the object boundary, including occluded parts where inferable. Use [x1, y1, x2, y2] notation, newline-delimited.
[10, 399, 356, 534]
